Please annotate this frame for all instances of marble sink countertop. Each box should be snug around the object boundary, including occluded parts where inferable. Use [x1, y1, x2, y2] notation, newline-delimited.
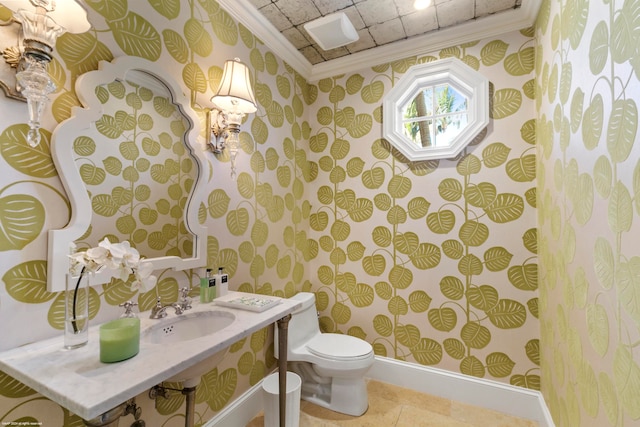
[0, 291, 301, 421]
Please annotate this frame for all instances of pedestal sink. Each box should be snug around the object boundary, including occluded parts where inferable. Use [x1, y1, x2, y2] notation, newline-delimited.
[142, 310, 235, 387]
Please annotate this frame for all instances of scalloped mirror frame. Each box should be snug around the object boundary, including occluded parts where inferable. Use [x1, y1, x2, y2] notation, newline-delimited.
[47, 56, 208, 292]
[382, 57, 489, 161]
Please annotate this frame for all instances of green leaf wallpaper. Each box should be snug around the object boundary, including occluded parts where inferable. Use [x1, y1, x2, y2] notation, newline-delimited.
[73, 77, 195, 259]
[305, 32, 538, 385]
[0, 0, 291, 424]
[0, 13, 537, 423]
[0, 0, 633, 425]
[537, 0, 640, 425]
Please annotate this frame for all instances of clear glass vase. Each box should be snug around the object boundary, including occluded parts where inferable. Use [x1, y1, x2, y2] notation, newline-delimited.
[65, 273, 89, 349]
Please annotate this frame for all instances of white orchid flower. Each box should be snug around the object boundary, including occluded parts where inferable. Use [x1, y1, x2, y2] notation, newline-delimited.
[131, 274, 157, 293]
[69, 239, 157, 294]
[68, 252, 87, 275]
[130, 261, 157, 292]
[116, 267, 131, 282]
[136, 261, 154, 279]
[120, 244, 141, 270]
[98, 238, 124, 269]
[86, 245, 110, 269]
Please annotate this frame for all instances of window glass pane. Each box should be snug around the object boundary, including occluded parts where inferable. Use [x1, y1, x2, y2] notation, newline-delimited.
[434, 84, 468, 116]
[403, 119, 434, 147]
[434, 113, 468, 147]
[402, 87, 434, 119]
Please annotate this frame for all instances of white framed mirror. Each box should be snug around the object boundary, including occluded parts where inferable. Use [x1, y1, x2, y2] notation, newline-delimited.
[47, 56, 208, 292]
[382, 57, 489, 160]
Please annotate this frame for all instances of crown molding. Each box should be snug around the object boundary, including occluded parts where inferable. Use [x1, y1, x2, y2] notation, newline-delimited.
[309, 0, 542, 81]
[218, 0, 312, 77]
[219, 0, 541, 82]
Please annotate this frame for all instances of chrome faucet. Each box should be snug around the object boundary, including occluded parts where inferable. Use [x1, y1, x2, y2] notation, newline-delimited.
[149, 288, 192, 319]
[149, 298, 181, 318]
[176, 287, 192, 311]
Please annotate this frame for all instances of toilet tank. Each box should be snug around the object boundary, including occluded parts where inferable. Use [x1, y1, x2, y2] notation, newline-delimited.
[275, 292, 320, 357]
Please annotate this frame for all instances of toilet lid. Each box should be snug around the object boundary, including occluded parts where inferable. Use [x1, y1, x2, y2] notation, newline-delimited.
[306, 334, 372, 360]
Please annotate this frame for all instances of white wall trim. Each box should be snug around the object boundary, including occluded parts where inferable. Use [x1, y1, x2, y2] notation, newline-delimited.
[203, 380, 264, 427]
[205, 356, 554, 427]
[368, 357, 555, 427]
[218, 0, 542, 81]
[217, 0, 312, 77]
[309, 0, 541, 81]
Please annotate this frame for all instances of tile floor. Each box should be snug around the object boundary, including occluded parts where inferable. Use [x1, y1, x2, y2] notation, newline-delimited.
[247, 380, 539, 427]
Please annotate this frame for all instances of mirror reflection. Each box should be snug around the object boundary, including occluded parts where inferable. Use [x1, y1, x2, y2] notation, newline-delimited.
[48, 56, 207, 292]
[401, 84, 468, 148]
[73, 71, 195, 258]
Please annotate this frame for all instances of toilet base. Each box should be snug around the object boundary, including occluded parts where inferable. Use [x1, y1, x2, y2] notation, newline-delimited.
[290, 362, 369, 416]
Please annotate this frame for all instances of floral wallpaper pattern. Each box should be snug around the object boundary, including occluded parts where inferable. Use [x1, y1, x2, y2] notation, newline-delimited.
[6, 0, 631, 424]
[304, 33, 539, 386]
[77, 77, 196, 260]
[536, 0, 640, 425]
[0, 0, 296, 424]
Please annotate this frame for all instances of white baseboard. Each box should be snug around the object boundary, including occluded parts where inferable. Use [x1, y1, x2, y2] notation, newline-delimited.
[205, 356, 555, 427]
[368, 356, 555, 427]
[203, 380, 264, 427]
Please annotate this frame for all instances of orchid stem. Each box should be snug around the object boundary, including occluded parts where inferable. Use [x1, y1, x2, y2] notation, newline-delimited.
[71, 265, 86, 333]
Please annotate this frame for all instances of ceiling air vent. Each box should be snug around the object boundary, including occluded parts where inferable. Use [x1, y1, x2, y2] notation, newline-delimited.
[304, 12, 359, 51]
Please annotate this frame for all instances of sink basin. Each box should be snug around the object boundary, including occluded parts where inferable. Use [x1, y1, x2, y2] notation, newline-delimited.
[142, 310, 235, 345]
[142, 310, 235, 386]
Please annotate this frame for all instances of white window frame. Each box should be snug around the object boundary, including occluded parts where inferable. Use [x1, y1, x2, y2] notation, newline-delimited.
[383, 57, 489, 161]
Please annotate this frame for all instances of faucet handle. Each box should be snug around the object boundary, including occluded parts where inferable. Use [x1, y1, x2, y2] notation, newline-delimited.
[179, 287, 192, 310]
[119, 301, 138, 318]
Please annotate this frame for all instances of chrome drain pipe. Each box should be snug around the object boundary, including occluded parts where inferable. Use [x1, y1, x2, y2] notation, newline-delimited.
[84, 399, 142, 427]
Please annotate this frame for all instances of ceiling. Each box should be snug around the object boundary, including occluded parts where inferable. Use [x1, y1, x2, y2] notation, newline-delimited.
[247, 0, 523, 65]
[219, 0, 541, 80]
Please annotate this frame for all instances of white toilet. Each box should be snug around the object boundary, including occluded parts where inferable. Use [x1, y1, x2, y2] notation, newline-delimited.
[274, 292, 374, 416]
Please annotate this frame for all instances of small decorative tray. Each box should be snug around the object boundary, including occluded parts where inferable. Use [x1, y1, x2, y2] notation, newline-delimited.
[214, 294, 282, 312]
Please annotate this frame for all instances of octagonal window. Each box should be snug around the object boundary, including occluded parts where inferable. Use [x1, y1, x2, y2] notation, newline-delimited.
[383, 58, 489, 161]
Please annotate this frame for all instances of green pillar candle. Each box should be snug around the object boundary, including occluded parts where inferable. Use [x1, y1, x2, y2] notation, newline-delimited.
[99, 318, 140, 363]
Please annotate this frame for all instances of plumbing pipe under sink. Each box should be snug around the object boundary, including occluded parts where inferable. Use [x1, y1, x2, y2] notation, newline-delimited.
[150, 384, 198, 427]
[184, 386, 197, 427]
[83, 399, 142, 427]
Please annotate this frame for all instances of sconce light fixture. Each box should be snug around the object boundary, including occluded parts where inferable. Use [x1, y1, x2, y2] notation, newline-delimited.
[0, 0, 90, 147]
[208, 58, 257, 179]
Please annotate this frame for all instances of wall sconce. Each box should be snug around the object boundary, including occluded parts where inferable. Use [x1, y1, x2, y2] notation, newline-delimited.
[208, 58, 257, 179]
[0, 0, 90, 147]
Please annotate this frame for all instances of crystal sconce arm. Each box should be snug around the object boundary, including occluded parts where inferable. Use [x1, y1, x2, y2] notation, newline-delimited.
[207, 58, 257, 179]
[0, 0, 90, 147]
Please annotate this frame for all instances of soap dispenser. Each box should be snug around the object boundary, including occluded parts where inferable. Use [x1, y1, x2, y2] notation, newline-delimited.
[208, 269, 217, 301]
[215, 267, 228, 297]
[201, 269, 213, 303]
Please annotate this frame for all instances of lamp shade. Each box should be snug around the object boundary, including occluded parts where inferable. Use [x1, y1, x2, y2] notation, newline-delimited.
[211, 58, 257, 114]
[2, 0, 90, 34]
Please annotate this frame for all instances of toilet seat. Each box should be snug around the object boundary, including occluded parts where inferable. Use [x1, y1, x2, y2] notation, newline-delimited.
[306, 334, 373, 360]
